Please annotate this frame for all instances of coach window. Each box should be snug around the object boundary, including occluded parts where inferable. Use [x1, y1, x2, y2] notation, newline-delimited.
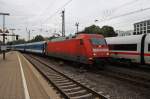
[109, 44, 137, 51]
[148, 44, 150, 51]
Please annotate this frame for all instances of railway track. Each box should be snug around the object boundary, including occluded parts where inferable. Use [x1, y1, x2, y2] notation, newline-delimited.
[97, 65, 150, 88]
[24, 54, 107, 99]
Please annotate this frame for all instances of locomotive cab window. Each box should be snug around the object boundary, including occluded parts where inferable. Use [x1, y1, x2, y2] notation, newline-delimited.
[90, 38, 106, 45]
[80, 39, 84, 45]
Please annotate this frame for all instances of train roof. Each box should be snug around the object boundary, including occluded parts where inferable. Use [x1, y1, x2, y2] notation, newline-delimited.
[50, 37, 66, 42]
[50, 34, 104, 42]
[13, 41, 46, 46]
[25, 41, 46, 45]
[12, 43, 25, 46]
[76, 33, 104, 39]
[106, 34, 144, 44]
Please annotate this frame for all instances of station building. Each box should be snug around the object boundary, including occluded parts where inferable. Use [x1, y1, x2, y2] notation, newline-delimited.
[133, 19, 150, 35]
[116, 30, 133, 36]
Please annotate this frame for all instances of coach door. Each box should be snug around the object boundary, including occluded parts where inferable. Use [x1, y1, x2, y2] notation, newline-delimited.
[141, 34, 147, 64]
[144, 34, 150, 64]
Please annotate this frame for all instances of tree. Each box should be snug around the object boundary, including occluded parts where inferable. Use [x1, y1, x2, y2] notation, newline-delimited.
[47, 36, 57, 41]
[29, 35, 44, 42]
[100, 25, 117, 37]
[81, 25, 117, 37]
[33, 35, 44, 42]
[82, 25, 101, 34]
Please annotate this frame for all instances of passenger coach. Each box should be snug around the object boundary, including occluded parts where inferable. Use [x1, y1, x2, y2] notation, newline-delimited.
[13, 41, 46, 54]
[106, 34, 150, 64]
[13, 44, 26, 52]
[25, 41, 46, 54]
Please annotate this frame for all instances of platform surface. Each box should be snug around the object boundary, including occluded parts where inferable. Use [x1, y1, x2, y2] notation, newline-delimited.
[0, 51, 50, 99]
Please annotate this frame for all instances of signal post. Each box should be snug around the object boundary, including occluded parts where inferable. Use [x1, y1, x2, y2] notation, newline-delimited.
[0, 12, 19, 60]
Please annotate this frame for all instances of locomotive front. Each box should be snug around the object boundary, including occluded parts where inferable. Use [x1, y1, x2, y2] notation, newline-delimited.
[77, 34, 110, 64]
[89, 35, 110, 64]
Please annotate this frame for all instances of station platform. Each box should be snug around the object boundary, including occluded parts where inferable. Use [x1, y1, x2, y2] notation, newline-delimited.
[0, 51, 59, 99]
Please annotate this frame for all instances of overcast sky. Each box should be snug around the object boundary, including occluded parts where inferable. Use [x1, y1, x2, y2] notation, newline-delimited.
[0, 0, 150, 41]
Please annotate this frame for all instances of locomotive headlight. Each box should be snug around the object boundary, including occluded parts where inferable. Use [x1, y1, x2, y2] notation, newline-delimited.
[89, 57, 93, 60]
[93, 53, 96, 56]
[106, 52, 109, 55]
[99, 45, 102, 47]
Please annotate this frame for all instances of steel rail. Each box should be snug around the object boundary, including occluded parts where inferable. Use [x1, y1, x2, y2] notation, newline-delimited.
[24, 54, 108, 99]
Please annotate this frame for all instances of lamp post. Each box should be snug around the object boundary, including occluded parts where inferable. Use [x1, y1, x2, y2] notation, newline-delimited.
[61, 10, 65, 37]
[75, 22, 79, 33]
[0, 13, 10, 60]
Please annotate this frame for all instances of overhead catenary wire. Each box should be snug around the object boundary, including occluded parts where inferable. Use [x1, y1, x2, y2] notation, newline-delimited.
[98, 7, 150, 23]
[42, 0, 73, 23]
[101, 0, 140, 18]
[30, 0, 73, 29]
[112, 0, 140, 12]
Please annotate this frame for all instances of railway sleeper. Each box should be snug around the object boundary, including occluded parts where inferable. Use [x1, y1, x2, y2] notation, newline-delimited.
[56, 81, 73, 86]
[51, 78, 68, 81]
[42, 69, 55, 75]
[47, 74, 61, 77]
[63, 86, 82, 92]
[59, 84, 77, 89]
[70, 93, 93, 99]
[54, 80, 70, 83]
[49, 76, 66, 80]
[67, 89, 88, 97]
[60, 84, 80, 90]
[45, 69, 54, 73]
[50, 76, 64, 79]
[49, 76, 64, 80]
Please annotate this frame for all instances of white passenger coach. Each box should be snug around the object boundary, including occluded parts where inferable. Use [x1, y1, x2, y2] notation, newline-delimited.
[106, 34, 150, 64]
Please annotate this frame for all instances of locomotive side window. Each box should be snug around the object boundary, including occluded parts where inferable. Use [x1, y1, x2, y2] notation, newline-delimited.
[109, 44, 137, 51]
[80, 39, 84, 45]
[148, 44, 150, 51]
[90, 38, 106, 45]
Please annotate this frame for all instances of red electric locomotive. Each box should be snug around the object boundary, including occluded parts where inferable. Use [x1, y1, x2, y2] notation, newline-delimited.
[46, 33, 109, 64]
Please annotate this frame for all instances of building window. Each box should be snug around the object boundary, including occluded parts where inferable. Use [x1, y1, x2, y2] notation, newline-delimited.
[148, 21, 150, 25]
[147, 26, 150, 29]
[137, 32, 140, 34]
[147, 30, 150, 33]
[109, 44, 137, 51]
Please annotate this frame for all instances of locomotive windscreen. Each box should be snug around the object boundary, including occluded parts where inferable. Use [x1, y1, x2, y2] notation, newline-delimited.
[90, 38, 106, 45]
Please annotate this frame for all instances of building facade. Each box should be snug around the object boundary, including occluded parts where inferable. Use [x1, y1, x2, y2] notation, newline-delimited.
[116, 30, 133, 36]
[134, 20, 150, 35]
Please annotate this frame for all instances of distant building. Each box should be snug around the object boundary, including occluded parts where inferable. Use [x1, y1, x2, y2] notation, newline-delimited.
[133, 20, 150, 35]
[116, 30, 133, 36]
